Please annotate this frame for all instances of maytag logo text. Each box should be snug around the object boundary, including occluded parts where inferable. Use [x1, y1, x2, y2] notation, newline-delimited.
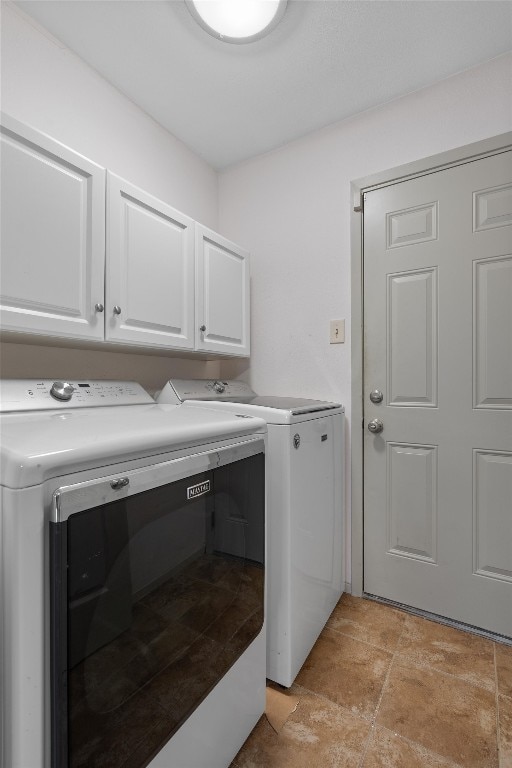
[187, 480, 211, 500]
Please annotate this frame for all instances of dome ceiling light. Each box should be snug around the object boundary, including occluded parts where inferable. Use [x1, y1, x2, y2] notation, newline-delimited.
[186, 0, 288, 44]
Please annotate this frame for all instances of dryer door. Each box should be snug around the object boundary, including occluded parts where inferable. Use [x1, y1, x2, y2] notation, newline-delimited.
[50, 439, 264, 768]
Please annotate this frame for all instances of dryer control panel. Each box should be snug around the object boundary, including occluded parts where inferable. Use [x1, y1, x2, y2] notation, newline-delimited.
[0, 380, 153, 411]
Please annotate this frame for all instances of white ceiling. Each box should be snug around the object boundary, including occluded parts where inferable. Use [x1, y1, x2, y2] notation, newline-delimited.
[15, 0, 512, 169]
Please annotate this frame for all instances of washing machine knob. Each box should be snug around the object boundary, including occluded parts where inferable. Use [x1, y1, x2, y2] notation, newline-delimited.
[213, 381, 226, 394]
[50, 381, 75, 402]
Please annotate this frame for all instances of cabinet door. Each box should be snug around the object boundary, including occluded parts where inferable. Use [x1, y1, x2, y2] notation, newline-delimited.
[195, 224, 250, 356]
[0, 114, 105, 341]
[106, 173, 195, 350]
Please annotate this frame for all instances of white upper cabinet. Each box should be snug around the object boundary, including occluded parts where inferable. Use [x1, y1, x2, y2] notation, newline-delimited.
[0, 115, 250, 358]
[106, 173, 195, 350]
[195, 224, 250, 357]
[0, 114, 105, 341]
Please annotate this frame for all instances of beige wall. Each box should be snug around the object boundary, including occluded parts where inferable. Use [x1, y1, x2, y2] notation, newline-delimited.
[0, 341, 220, 396]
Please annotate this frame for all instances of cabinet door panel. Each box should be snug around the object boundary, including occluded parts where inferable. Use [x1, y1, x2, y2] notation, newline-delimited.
[0, 114, 105, 340]
[106, 174, 194, 349]
[195, 225, 250, 357]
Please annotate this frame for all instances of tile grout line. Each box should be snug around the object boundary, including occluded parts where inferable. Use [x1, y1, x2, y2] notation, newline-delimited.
[390, 614, 497, 693]
[356, 620, 408, 768]
[328, 624, 387, 651]
[393, 651, 497, 693]
[326, 622, 404, 655]
[291, 681, 377, 768]
[376, 723, 466, 768]
[374, 619, 407, 720]
[324, 625, 406, 678]
[495, 642, 502, 768]
[292, 681, 374, 724]
[329, 607, 498, 691]
[394, 613, 498, 694]
[356, 723, 376, 768]
[355, 650, 400, 768]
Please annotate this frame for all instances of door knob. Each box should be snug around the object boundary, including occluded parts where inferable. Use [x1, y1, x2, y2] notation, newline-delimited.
[113, 306, 122, 315]
[368, 419, 384, 434]
[369, 389, 383, 404]
[95, 303, 104, 313]
[199, 325, 206, 332]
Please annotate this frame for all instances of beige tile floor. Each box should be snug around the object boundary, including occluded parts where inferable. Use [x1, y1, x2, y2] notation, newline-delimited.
[231, 595, 512, 768]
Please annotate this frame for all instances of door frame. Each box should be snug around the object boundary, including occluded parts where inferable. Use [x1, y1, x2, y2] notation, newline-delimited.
[350, 131, 512, 597]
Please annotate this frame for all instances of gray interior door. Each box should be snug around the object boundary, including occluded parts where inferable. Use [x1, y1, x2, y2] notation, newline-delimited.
[363, 149, 512, 637]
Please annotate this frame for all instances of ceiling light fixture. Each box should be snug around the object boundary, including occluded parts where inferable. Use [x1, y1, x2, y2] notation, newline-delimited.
[186, 0, 287, 44]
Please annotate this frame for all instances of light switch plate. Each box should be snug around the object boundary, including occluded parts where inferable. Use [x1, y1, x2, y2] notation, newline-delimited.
[330, 319, 345, 344]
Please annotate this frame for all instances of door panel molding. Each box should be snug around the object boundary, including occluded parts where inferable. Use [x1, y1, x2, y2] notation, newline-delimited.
[473, 449, 512, 583]
[386, 442, 438, 563]
[386, 202, 438, 249]
[473, 254, 512, 409]
[473, 182, 512, 232]
[387, 267, 438, 407]
[350, 131, 512, 597]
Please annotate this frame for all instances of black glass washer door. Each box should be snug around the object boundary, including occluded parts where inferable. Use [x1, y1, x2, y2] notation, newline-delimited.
[51, 452, 264, 768]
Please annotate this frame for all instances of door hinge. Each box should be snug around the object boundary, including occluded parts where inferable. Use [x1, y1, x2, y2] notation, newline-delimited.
[353, 191, 364, 213]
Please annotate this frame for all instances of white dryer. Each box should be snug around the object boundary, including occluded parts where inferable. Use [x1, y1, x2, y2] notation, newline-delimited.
[157, 379, 345, 687]
[0, 379, 267, 768]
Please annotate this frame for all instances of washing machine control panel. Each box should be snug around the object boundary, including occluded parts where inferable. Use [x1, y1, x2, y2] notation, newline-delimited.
[164, 379, 256, 402]
[0, 380, 154, 411]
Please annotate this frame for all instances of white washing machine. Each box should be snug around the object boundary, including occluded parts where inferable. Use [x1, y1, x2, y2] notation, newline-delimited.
[157, 379, 345, 687]
[0, 379, 267, 768]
